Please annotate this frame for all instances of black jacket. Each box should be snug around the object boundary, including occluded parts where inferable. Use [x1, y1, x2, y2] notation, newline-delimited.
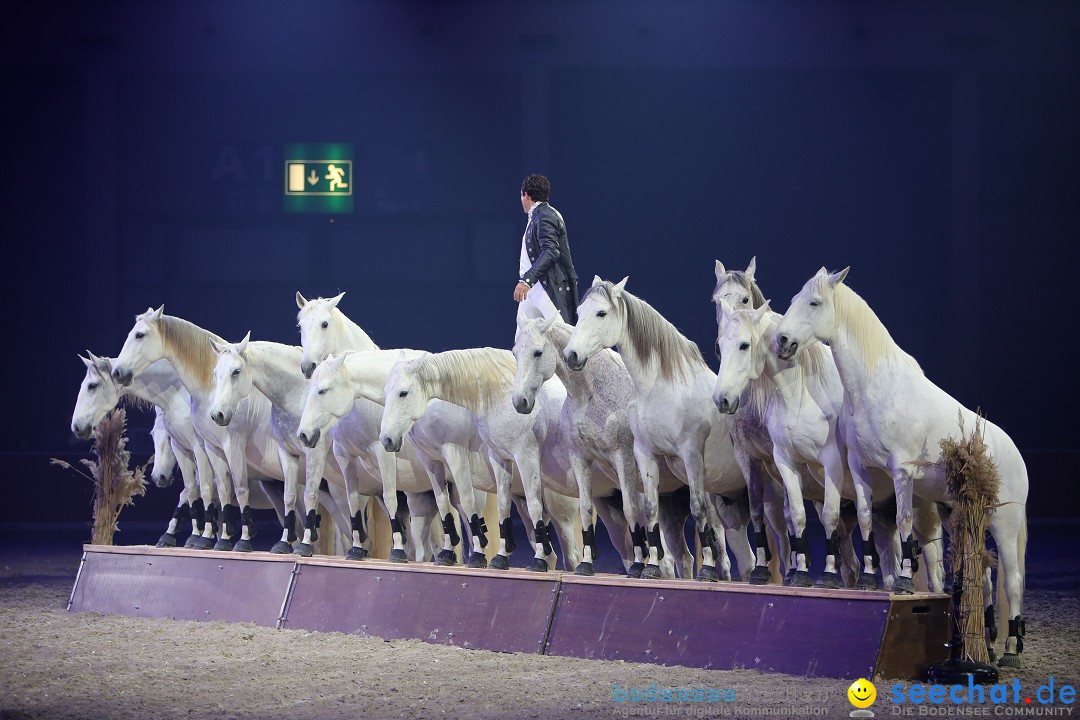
[521, 202, 580, 324]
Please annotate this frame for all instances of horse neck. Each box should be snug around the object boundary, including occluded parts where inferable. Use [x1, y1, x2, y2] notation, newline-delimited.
[610, 317, 663, 395]
[345, 351, 424, 404]
[429, 350, 513, 414]
[126, 359, 188, 412]
[547, 324, 595, 399]
[827, 284, 907, 401]
[246, 342, 304, 407]
[336, 310, 378, 351]
[157, 316, 225, 400]
[760, 317, 804, 408]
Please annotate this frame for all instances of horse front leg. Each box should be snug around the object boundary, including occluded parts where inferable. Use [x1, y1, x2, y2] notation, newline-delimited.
[631, 442, 661, 579]
[187, 442, 215, 549]
[223, 439, 255, 553]
[203, 446, 235, 551]
[679, 441, 723, 582]
[891, 465, 918, 595]
[441, 443, 489, 568]
[271, 445, 300, 554]
[847, 450, 882, 590]
[814, 439, 847, 589]
[735, 448, 772, 585]
[420, 457, 460, 566]
[332, 442, 369, 560]
[158, 442, 197, 548]
[371, 444, 408, 562]
[512, 449, 553, 572]
[568, 449, 598, 575]
[772, 448, 811, 587]
[487, 450, 516, 570]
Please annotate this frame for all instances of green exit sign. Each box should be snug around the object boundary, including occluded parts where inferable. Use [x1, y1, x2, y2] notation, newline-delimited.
[283, 143, 354, 213]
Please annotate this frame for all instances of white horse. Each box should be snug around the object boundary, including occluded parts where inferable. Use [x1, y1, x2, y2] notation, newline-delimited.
[775, 267, 1028, 666]
[71, 351, 307, 548]
[714, 298, 878, 588]
[512, 315, 693, 578]
[111, 307, 298, 551]
[296, 293, 495, 566]
[380, 348, 581, 572]
[563, 277, 755, 581]
[206, 334, 363, 555]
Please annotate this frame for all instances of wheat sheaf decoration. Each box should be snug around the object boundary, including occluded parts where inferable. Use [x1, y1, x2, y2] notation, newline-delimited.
[52, 408, 150, 545]
[940, 409, 1000, 665]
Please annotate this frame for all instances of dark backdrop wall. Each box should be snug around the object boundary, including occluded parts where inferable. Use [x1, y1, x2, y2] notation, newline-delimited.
[2, 1, 1078, 518]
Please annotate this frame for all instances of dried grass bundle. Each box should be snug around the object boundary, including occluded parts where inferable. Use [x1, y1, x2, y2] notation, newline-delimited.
[52, 408, 149, 545]
[941, 409, 1000, 664]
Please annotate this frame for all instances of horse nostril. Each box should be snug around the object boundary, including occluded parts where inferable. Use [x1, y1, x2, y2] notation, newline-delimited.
[301, 363, 315, 379]
[718, 398, 729, 412]
[778, 335, 788, 347]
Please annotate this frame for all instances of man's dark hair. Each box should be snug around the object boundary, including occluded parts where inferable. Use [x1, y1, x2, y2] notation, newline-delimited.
[521, 174, 551, 203]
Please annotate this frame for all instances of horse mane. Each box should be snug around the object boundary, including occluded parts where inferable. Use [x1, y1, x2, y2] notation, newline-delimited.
[412, 348, 516, 410]
[826, 279, 922, 375]
[296, 298, 379, 350]
[583, 281, 707, 383]
[157, 315, 224, 390]
[713, 270, 767, 309]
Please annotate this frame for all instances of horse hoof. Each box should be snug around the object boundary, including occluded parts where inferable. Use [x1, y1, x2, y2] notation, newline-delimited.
[640, 564, 662, 580]
[294, 543, 314, 558]
[345, 546, 368, 561]
[388, 549, 409, 563]
[435, 549, 457, 566]
[232, 539, 253, 553]
[465, 552, 488, 569]
[786, 570, 813, 588]
[892, 577, 916, 595]
[627, 562, 645, 579]
[269, 541, 293, 555]
[857, 572, 881, 591]
[748, 566, 772, 585]
[183, 535, 199, 549]
[193, 536, 215, 550]
[156, 533, 177, 548]
[489, 554, 510, 570]
[526, 558, 549, 572]
[814, 571, 841, 589]
[213, 538, 234, 552]
[575, 561, 595, 576]
[998, 653, 1021, 669]
[696, 565, 719, 582]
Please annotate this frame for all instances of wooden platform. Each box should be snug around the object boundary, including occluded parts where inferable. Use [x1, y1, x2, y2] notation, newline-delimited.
[69, 545, 950, 680]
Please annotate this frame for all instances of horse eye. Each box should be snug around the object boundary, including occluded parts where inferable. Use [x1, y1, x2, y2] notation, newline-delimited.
[596, 310, 607, 318]
[399, 390, 408, 398]
[533, 350, 543, 358]
[87, 383, 98, 391]
[321, 321, 329, 329]
[810, 301, 821, 307]
[318, 388, 327, 395]
[741, 297, 749, 305]
[135, 332, 145, 340]
[231, 368, 240, 377]
[739, 342, 750, 351]
[714, 341, 721, 360]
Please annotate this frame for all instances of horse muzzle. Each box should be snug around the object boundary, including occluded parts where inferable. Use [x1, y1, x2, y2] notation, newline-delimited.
[301, 361, 316, 379]
[564, 351, 587, 371]
[154, 473, 174, 489]
[714, 395, 740, 414]
[112, 368, 133, 387]
[210, 410, 232, 427]
[513, 393, 535, 415]
[72, 424, 92, 440]
[775, 335, 798, 361]
[297, 428, 320, 448]
[381, 435, 403, 453]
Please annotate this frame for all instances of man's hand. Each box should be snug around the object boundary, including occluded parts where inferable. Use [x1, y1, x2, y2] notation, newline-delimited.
[514, 281, 532, 302]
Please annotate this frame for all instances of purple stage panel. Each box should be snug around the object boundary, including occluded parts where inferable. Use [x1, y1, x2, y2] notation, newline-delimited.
[69, 545, 296, 627]
[284, 557, 559, 654]
[545, 575, 892, 679]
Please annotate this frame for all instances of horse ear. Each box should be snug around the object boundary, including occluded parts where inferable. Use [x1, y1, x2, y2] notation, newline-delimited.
[752, 300, 772, 323]
[150, 305, 164, 322]
[237, 331, 251, 355]
[540, 313, 559, 333]
[828, 267, 850, 287]
[714, 260, 726, 281]
[78, 353, 95, 369]
[328, 291, 345, 309]
[296, 291, 308, 309]
[209, 337, 224, 355]
[612, 276, 629, 295]
[716, 297, 734, 323]
[591, 275, 603, 288]
[745, 256, 757, 280]
[327, 353, 347, 371]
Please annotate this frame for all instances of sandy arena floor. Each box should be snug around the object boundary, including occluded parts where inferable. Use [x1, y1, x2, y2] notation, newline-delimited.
[1, 522, 1077, 720]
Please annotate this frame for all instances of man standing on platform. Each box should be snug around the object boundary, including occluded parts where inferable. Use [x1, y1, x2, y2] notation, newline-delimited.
[513, 174, 579, 325]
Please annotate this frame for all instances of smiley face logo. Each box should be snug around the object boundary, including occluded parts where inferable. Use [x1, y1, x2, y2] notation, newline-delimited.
[847, 678, 876, 708]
